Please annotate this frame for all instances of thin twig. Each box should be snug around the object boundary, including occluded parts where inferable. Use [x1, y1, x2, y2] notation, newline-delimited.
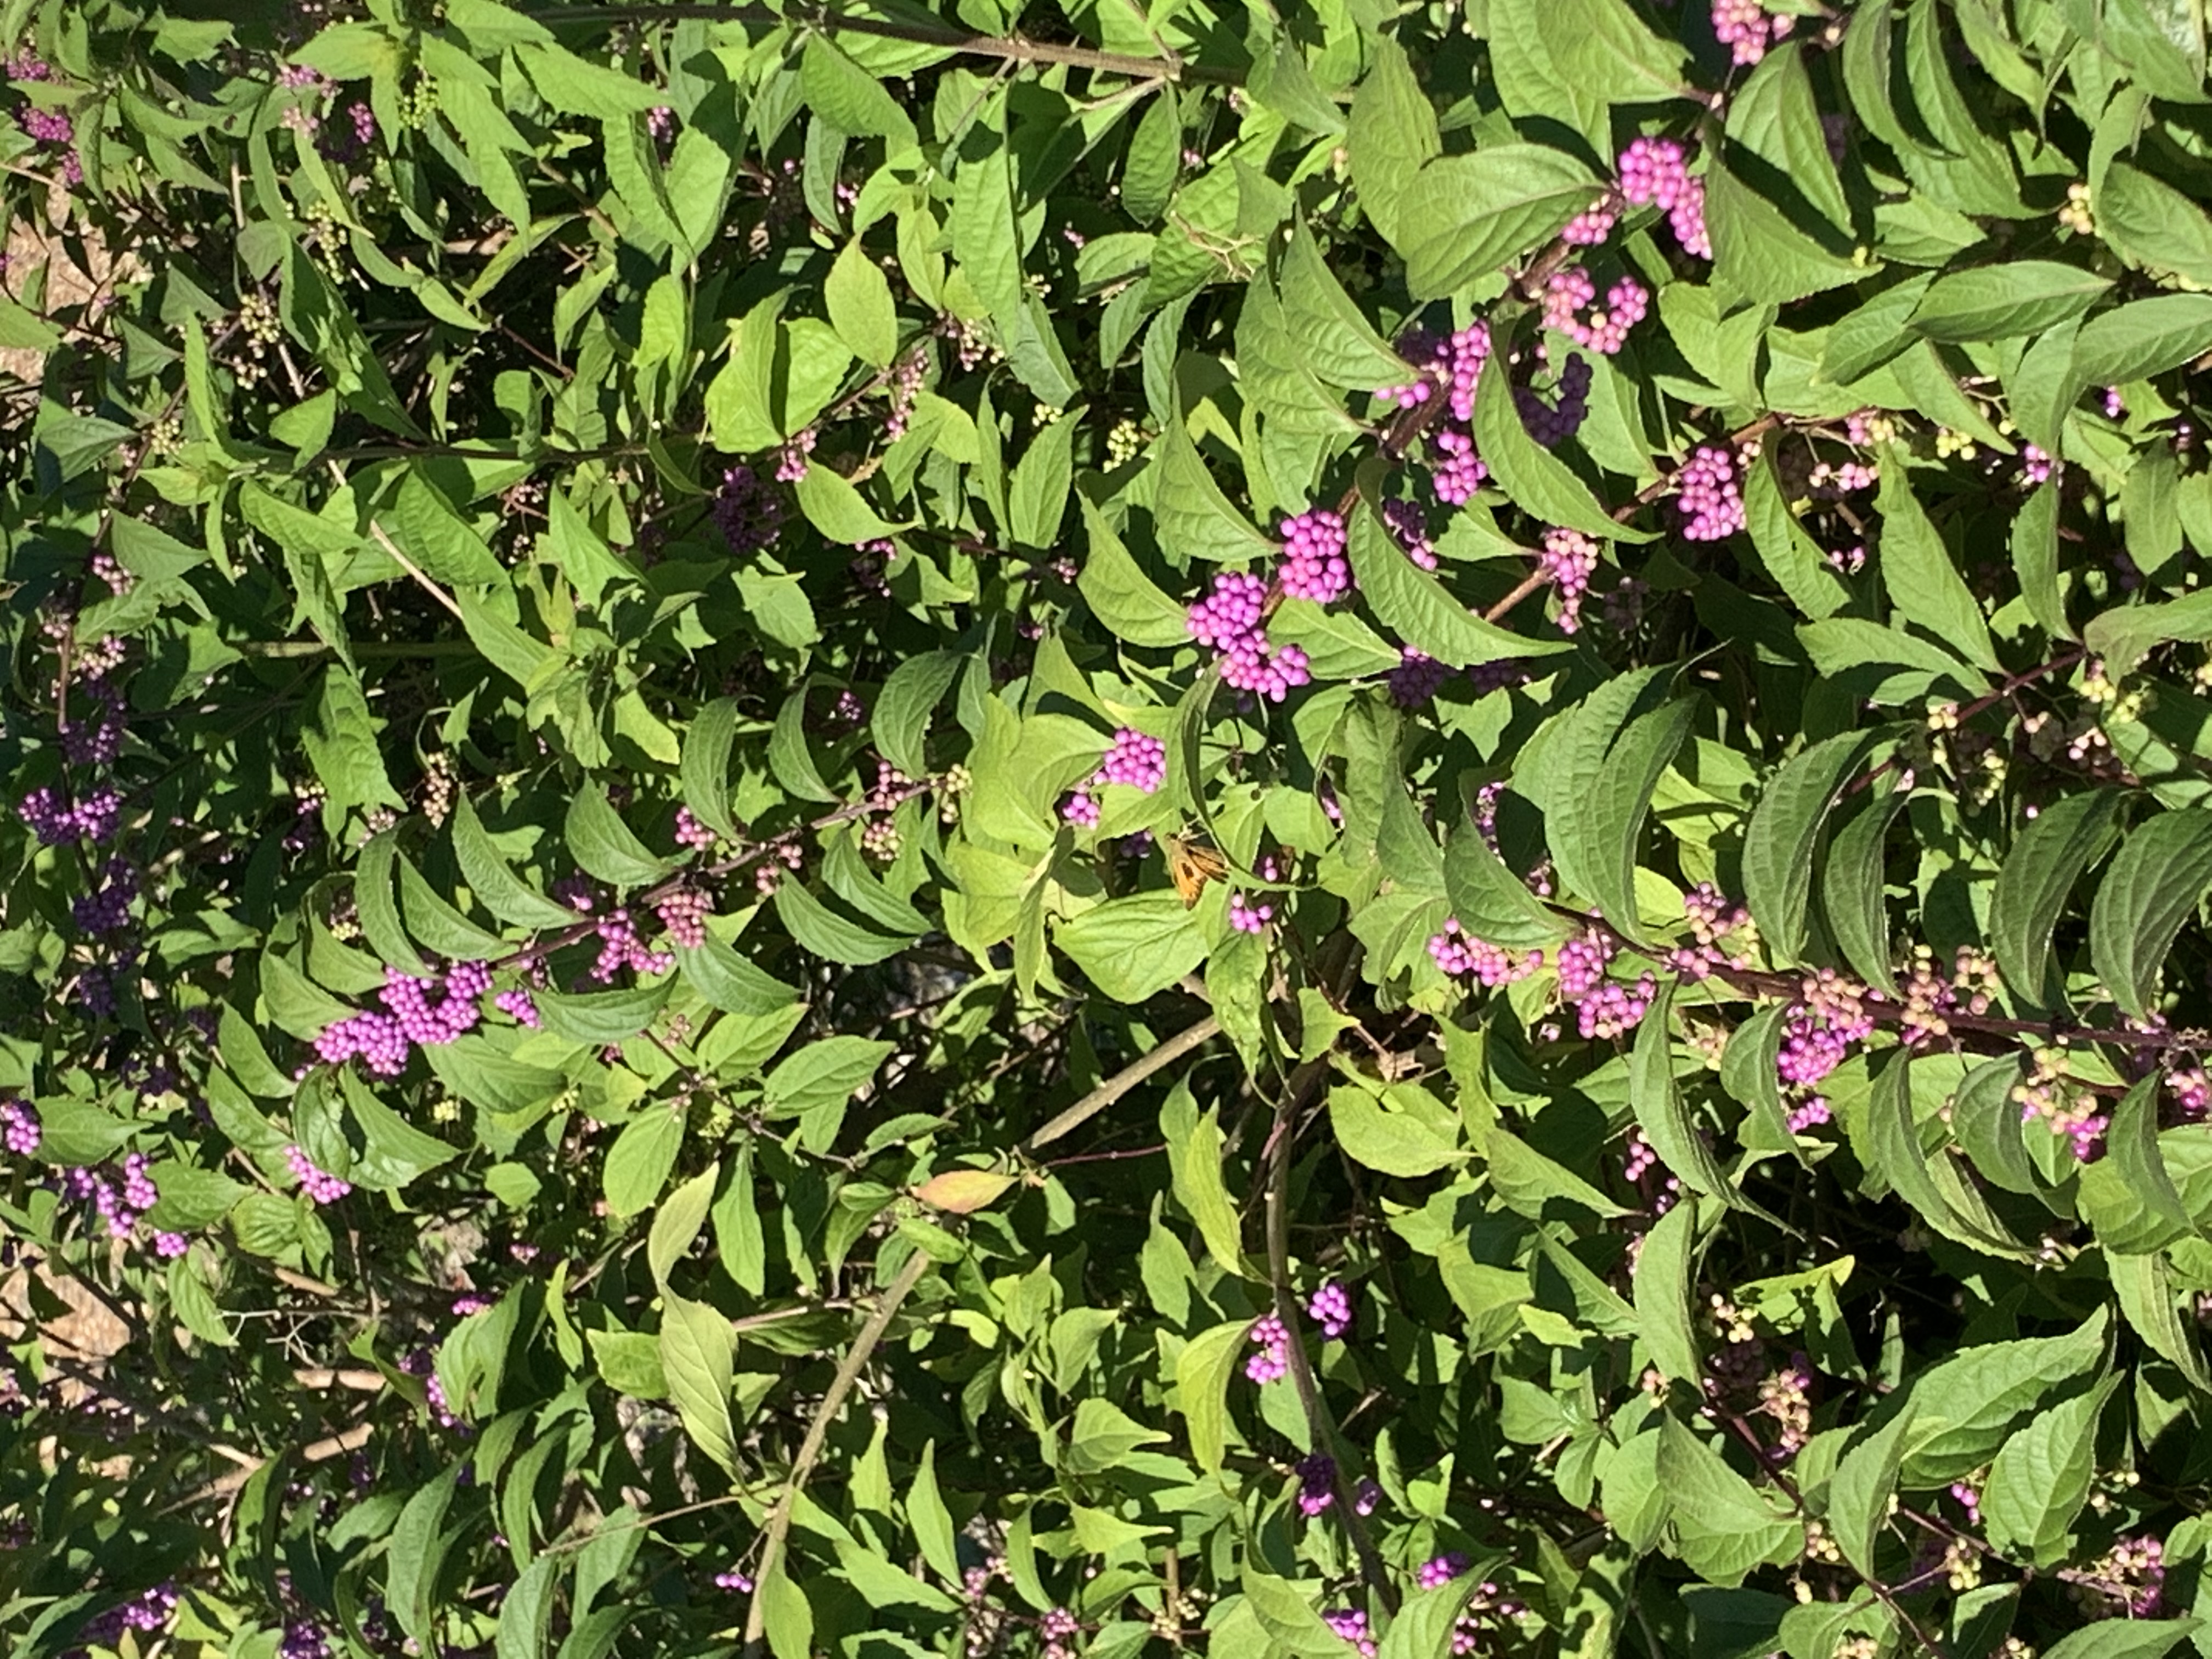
[741, 1248, 934, 1655]
[1025, 1014, 1221, 1150]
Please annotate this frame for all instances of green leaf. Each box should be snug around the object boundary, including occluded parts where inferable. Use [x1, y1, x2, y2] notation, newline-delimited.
[1721, 1005, 1813, 1168]
[1743, 444, 1849, 620]
[1345, 37, 1440, 250]
[906, 1442, 960, 1585]
[1121, 88, 1181, 225]
[799, 36, 915, 149]
[795, 464, 906, 545]
[1742, 730, 1886, 966]
[2106, 1076, 2192, 1252]
[1876, 457, 1998, 672]
[2108, 1249, 2212, 1392]
[777, 879, 911, 966]
[762, 1035, 893, 1128]
[1909, 262, 2112, 344]
[1821, 273, 1936, 385]
[1054, 894, 1206, 1002]
[1866, 1052, 2028, 1260]
[1984, 1372, 2116, 1567]
[567, 783, 678, 888]
[1479, 1125, 1630, 1221]
[355, 833, 430, 974]
[495, 1556, 561, 1659]
[1278, 221, 1407, 391]
[1398, 146, 1602, 301]
[1726, 43, 1852, 239]
[603, 1109, 684, 1218]
[825, 236, 897, 368]
[2099, 160, 2212, 289]
[1551, 685, 1696, 941]
[389, 473, 505, 584]
[1078, 499, 1190, 648]
[872, 652, 961, 781]
[340, 1070, 460, 1190]
[1472, 343, 1643, 543]
[1633, 1197, 1700, 1385]
[1655, 1415, 1801, 1587]
[661, 1292, 737, 1474]
[1821, 777, 1910, 995]
[1443, 821, 1569, 952]
[1797, 616, 1984, 699]
[2083, 587, 2212, 678]
[1951, 1056, 2040, 1197]
[1990, 787, 2125, 1005]
[1161, 1086, 1249, 1274]
[2071, 294, 2212, 390]
[1346, 504, 1571, 666]
[1703, 157, 1865, 308]
[387, 1472, 460, 1649]
[1172, 1321, 1245, 1475]
[1825, 1402, 1916, 1581]
[2090, 808, 2212, 1021]
[452, 794, 580, 930]
[1010, 411, 1079, 550]
[399, 852, 510, 960]
[1328, 1082, 1463, 1177]
[2012, 483, 2069, 642]
[681, 698, 743, 847]
[1242, 1572, 1351, 1658]
[675, 933, 802, 1015]
[1153, 416, 1273, 563]
[2040, 1622, 2202, 1659]
[1630, 981, 1744, 1207]
[648, 1161, 720, 1287]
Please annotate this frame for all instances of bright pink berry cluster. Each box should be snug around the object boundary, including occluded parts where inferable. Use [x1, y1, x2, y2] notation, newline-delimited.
[1712, 0, 1792, 65]
[1561, 197, 1618, 245]
[713, 1568, 756, 1592]
[1420, 1551, 1470, 1590]
[1186, 572, 1312, 702]
[286, 1145, 351, 1205]
[589, 908, 675, 981]
[1277, 510, 1351, 603]
[0, 1099, 38, 1156]
[317, 961, 493, 1075]
[1777, 970, 1875, 1087]
[1617, 137, 1711, 258]
[1306, 1279, 1353, 1338]
[1228, 893, 1273, 933]
[775, 426, 816, 483]
[495, 988, 541, 1028]
[1674, 444, 1746, 541]
[1060, 789, 1101, 827]
[1094, 728, 1167, 793]
[1576, 972, 1659, 1040]
[1325, 1608, 1378, 1658]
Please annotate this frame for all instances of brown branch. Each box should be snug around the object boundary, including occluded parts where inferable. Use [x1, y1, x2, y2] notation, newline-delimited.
[1024, 1013, 1221, 1151]
[539, 4, 1242, 84]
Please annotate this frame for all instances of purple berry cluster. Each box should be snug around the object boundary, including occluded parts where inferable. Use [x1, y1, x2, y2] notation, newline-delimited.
[2172, 1066, 2209, 1120]
[1245, 1313, 1289, 1383]
[1512, 354, 1593, 449]
[1674, 443, 1746, 541]
[1712, 0, 1792, 65]
[1277, 509, 1351, 604]
[0, 1099, 39, 1155]
[10, 54, 81, 184]
[1427, 918, 1543, 987]
[1380, 497, 1437, 570]
[1305, 1279, 1353, 1338]
[1389, 647, 1452, 708]
[71, 859, 137, 934]
[63, 1583, 178, 1658]
[1295, 1451, 1336, 1515]
[286, 1145, 352, 1205]
[21, 782, 123, 845]
[1186, 572, 1312, 702]
[1617, 137, 1711, 259]
[712, 463, 787, 554]
[316, 961, 493, 1076]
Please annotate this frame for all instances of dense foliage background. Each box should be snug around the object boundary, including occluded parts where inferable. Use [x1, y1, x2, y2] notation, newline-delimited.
[8, 0, 2212, 1654]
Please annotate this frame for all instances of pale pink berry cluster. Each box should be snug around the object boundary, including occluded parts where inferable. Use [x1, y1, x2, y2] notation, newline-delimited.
[1278, 509, 1351, 603]
[673, 806, 719, 850]
[713, 1569, 755, 1592]
[1576, 972, 1659, 1040]
[2022, 444, 2054, 484]
[1451, 1579, 1526, 1657]
[1669, 883, 1751, 979]
[2171, 1066, 2209, 1120]
[1785, 1096, 1831, 1135]
[1427, 918, 1543, 986]
[1617, 137, 1710, 258]
[286, 1145, 351, 1205]
[775, 426, 816, 483]
[2013, 1047, 2108, 1160]
[1777, 970, 1875, 1087]
[1807, 458, 1877, 496]
[1539, 528, 1600, 635]
[656, 889, 713, 950]
[1674, 444, 1746, 541]
[589, 908, 674, 981]
[1541, 270, 1648, 357]
[1756, 1353, 1813, 1462]
[1712, 0, 1792, 66]
[1186, 572, 1312, 701]
[1561, 197, 1617, 246]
